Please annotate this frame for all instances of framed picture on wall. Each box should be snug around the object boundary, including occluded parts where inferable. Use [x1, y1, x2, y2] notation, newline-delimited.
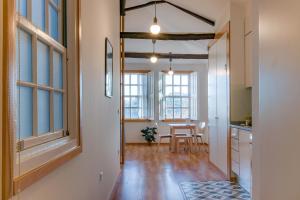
[105, 38, 113, 98]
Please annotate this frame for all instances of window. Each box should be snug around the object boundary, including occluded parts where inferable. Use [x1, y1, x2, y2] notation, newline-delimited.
[16, 0, 66, 150]
[5, 0, 82, 194]
[159, 72, 198, 120]
[124, 72, 148, 119]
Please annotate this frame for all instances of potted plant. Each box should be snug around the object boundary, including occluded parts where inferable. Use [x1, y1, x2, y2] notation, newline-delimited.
[141, 127, 158, 144]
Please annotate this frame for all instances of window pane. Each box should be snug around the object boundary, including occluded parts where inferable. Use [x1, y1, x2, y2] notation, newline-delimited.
[131, 108, 140, 118]
[124, 74, 130, 84]
[181, 86, 189, 96]
[38, 89, 50, 134]
[37, 41, 50, 86]
[53, 51, 63, 89]
[182, 98, 189, 107]
[53, 0, 60, 6]
[165, 74, 172, 85]
[174, 86, 180, 96]
[131, 74, 138, 84]
[165, 97, 173, 108]
[124, 86, 130, 95]
[181, 75, 189, 85]
[16, 0, 27, 17]
[17, 86, 33, 139]
[125, 108, 130, 118]
[18, 29, 32, 82]
[165, 86, 173, 96]
[131, 97, 139, 107]
[49, 4, 59, 41]
[54, 92, 63, 131]
[124, 97, 130, 107]
[166, 108, 173, 119]
[174, 108, 181, 118]
[131, 86, 138, 96]
[32, 0, 46, 31]
[174, 98, 181, 107]
[173, 75, 181, 85]
[182, 109, 189, 119]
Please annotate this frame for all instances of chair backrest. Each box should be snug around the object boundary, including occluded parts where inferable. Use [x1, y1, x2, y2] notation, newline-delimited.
[198, 122, 206, 130]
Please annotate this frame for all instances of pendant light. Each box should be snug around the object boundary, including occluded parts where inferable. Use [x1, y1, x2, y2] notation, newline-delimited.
[150, 40, 158, 63]
[168, 52, 174, 75]
[150, 1, 161, 35]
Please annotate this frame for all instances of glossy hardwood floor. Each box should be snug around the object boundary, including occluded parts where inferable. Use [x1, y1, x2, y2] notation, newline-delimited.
[111, 144, 227, 200]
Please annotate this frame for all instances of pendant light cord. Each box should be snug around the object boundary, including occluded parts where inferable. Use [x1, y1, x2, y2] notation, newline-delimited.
[152, 40, 156, 54]
[155, 1, 157, 18]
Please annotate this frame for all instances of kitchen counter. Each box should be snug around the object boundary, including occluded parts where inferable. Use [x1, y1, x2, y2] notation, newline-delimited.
[230, 122, 252, 132]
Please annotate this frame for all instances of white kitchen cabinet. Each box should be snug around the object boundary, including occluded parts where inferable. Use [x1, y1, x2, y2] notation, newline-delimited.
[238, 130, 252, 193]
[245, 33, 253, 87]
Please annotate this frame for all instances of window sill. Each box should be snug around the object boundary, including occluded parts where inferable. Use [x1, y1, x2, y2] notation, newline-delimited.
[13, 137, 81, 194]
[124, 119, 152, 123]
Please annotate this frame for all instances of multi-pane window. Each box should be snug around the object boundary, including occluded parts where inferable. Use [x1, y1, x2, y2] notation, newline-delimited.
[16, 0, 66, 150]
[124, 73, 148, 119]
[163, 73, 190, 119]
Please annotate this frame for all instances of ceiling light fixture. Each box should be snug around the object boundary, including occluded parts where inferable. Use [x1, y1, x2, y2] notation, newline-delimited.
[150, 1, 161, 35]
[168, 52, 174, 75]
[150, 39, 158, 63]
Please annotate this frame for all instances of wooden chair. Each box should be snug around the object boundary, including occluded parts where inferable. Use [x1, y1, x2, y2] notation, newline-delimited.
[155, 123, 172, 151]
[175, 134, 193, 153]
[193, 122, 206, 151]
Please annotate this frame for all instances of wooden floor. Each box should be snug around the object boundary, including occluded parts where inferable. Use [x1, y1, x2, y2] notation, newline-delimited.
[111, 144, 227, 200]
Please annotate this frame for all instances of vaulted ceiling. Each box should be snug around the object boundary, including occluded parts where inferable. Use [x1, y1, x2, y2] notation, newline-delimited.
[124, 0, 230, 64]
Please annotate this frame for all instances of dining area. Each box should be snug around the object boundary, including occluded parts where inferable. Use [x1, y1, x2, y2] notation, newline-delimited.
[156, 122, 207, 154]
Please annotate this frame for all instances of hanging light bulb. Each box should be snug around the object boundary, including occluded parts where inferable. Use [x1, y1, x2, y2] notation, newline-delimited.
[150, 39, 158, 63]
[150, 1, 161, 35]
[150, 55, 158, 63]
[168, 52, 174, 75]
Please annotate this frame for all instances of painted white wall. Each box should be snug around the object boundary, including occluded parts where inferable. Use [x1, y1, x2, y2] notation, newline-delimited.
[252, 0, 300, 199]
[124, 62, 209, 143]
[16, 0, 121, 199]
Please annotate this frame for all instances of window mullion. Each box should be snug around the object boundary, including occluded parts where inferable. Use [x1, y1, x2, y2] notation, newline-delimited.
[50, 47, 54, 133]
[45, 0, 50, 34]
[27, 0, 32, 21]
[58, 0, 63, 43]
[63, 50, 68, 134]
[32, 34, 38, 137]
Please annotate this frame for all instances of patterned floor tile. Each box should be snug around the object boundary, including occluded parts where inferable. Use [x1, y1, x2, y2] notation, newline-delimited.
[180, 181, 251, 200]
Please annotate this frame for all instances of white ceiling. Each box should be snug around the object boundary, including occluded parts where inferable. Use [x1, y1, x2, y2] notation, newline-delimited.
[124, 0, 230, 65]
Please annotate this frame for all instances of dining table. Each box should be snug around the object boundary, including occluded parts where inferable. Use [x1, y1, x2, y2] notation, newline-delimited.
[168, 123, 197, 152]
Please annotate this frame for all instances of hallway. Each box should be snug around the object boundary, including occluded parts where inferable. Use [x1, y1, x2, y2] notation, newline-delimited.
[111, 144, 226, 200]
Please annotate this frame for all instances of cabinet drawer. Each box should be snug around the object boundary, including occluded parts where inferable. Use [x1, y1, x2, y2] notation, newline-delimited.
[231, 128, 239, 139]
[232, 160, 240, 175]
[231, 149, 239, 163]
[231, 138, 239, 151]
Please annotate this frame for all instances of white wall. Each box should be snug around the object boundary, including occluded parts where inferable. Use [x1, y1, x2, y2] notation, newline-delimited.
[16, 0, 121, 199]
[124, 62, 209, 143]
[253, 0, 300, 199]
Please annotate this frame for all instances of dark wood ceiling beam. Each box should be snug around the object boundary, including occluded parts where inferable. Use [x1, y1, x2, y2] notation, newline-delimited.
[124, 0, 215, 26]
[120, 0, 126, 16]
[125, 52, 208, 59]
[124, 1, 165, 12]
[121, 32, 215, 40]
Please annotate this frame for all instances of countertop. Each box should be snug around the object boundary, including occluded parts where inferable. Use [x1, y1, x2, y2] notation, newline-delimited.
[230, 122, 252, 132]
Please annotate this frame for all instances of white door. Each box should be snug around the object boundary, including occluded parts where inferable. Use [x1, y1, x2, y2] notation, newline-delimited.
[216, 33, 229, 175]
[208, 33, 229, 177]
[208, 43, 218, 166]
